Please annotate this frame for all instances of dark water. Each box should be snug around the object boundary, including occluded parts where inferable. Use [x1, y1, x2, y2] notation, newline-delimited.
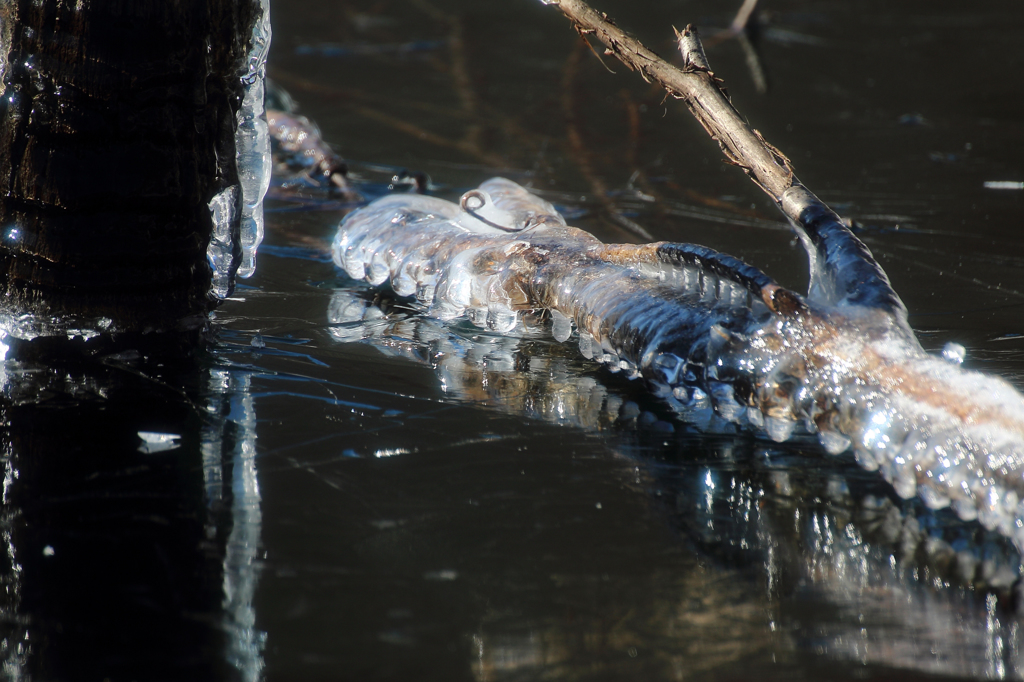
[3, 1, 1024, 680]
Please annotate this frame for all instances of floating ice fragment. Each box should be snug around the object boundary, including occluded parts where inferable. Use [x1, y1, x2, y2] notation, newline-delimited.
[374, 447, 411, 458]
[983, 181, 1024, 190]
[331, 176, 1024, 550]
[138, 431, 182, 454]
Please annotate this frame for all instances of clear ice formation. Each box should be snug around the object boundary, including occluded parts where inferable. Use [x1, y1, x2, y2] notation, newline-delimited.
[209, 0, 272, 297]
[333, 178, 1024, 549]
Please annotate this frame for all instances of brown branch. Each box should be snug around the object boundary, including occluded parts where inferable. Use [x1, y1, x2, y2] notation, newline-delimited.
[542, 0, 793, 201]
[541, 0, 906, 316]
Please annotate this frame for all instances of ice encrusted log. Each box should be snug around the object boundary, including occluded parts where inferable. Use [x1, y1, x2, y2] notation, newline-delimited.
[335, 178, 1024, 551]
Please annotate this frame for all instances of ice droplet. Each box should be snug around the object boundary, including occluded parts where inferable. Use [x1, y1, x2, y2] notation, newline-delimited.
[818, 430, 851, 455]
[551, 310, 573, 342]
[941, 342, 966, 366]
[764, 416, 795, 443]
[207, 186, 239, 299]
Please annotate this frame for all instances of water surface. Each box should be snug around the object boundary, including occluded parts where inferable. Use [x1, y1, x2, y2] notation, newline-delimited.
[2, 0, 1023, 680]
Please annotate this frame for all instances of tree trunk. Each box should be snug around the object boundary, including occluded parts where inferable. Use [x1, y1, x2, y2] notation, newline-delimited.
[0, 0, 264, 340]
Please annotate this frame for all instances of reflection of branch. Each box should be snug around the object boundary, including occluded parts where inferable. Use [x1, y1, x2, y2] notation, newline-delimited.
[620, 88, 775, 227]
[447, 16, 482, 148]
[269, 67, 465, 119]
[730, 0, 760, 35]
[698, 0, 768, 93]
[736, 31, 768, 94]
[270, 68, 509, 169]
[409, 0, 517, 165]
[548, 1, 794, 199]
[562, 40, 654, 241]
[352, 103, 509, 168]
[619, 88, 669, 214]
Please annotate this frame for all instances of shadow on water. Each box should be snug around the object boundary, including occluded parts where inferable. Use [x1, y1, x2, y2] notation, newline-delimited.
[2, 0, 1024, 680]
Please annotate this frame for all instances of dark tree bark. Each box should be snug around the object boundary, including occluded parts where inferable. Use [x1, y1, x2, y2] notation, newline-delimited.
[0, 0, 262, 339]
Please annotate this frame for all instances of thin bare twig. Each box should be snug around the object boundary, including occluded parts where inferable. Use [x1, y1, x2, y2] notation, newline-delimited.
[541, 0, 905, 315]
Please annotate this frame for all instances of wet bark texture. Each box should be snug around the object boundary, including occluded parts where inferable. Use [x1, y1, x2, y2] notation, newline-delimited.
[0, 0, 259, 335]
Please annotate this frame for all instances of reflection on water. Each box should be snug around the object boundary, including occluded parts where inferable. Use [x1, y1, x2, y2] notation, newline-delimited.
[327, 285, 1024, 679]
[203, 369, 265, 680]
[259, 0, 1024, 674]
[0, 0, 1020, 677]
[0, 344, 263, 680]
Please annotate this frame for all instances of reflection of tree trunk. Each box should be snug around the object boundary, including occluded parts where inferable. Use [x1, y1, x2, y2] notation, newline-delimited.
[0, 359, 227, 679]
[0, 1, 260, 337]
[0, 357, 264, 680]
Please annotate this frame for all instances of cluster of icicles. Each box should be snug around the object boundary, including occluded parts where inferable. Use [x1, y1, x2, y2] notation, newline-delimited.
[333, 178, 1024, 549]
[208, 0, 272, 298]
